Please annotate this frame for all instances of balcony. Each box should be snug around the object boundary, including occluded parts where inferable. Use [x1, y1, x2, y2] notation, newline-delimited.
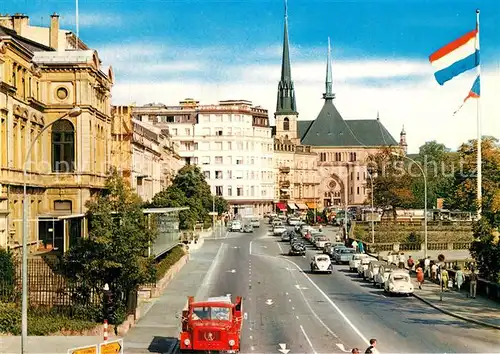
[279, 166, 291, 173]
[279, 180, 291, 187]
[280, 194, 291, 200]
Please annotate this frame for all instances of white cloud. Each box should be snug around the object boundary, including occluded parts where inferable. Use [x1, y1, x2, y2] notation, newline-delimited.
[107, 44, 500, 153]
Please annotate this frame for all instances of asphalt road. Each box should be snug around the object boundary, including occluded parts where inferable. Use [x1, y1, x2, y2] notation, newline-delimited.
[192, 222, 500, 353]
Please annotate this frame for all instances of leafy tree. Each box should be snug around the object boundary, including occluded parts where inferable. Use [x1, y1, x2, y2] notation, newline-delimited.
[150, 165, 228, 229]
[367, 147, 415, 218]
[0, 248, 16, 302]
[63, 169, 157, 323]
[470, 218, 500, 282]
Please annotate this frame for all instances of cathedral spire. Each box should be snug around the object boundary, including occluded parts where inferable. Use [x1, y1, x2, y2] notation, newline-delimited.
[323, 37, 335, 100]
[276, 0, 297, 114]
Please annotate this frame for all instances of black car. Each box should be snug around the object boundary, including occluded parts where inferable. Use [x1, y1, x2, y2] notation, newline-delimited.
[289, 242, 306, 256]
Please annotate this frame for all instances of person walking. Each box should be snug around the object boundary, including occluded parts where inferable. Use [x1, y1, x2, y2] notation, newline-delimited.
[469, 267, 478, 299]
[416, 265, 424, 289]
[441, 266, 449, 291]
[424, 256, 431, 277]
[407, 256, 415, 272]
[351, 349, 360, 354]
[455, 266, 465, 291]
[365, 339, 377, 353]
[431, 262, 438, 281]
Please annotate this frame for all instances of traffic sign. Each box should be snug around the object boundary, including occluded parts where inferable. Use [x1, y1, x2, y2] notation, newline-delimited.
[100, 339, 123, 354]
[67, 345, 98, 354]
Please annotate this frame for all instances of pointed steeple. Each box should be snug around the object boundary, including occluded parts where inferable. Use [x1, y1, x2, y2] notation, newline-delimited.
[276, 0, 297, 115]
[323, 37, 335, 100]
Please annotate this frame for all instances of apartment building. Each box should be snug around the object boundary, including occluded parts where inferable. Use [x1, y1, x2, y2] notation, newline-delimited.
[132, 99, 275, 216]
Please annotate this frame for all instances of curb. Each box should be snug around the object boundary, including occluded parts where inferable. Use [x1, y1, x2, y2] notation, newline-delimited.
[412, 292, 500, 330]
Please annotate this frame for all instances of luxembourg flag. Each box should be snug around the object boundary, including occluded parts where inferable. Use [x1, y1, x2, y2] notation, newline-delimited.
[453, 75, 480, 115]
[429, 29, 480, 85]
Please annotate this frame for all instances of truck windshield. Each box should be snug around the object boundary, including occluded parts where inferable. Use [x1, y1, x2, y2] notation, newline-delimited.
[191, 306, 231, 321]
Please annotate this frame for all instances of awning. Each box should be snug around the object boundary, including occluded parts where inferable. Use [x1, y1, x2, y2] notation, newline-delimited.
[306, 202, 317, 209]
[295, 203, 309, 210]
[276, 202, 287, 211]
[287, 203, 297, 210]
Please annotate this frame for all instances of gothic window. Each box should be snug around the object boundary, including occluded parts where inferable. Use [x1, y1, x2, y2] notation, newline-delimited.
[349, 152, 357, 162]
[283, 118, 290, 131]
[335, 152, 341, 161]
[52, 119, 75, 172]
[320, 152, 326, 162]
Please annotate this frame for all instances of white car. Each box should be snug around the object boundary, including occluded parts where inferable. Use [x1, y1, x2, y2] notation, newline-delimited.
[231, 220, 242, 232]
[250, 218, 260, 228]
[310, 255, 333, 274]
[315, 236, 330, 249]
[384, 270, 414, 296]
[366, 261, 385, 282]
[273, 225, 287, 235]
[374, 263, 398, 288]
[357, 256, 376, 277]
[349, 253, 370, 272]
[288, 217, 301, 226]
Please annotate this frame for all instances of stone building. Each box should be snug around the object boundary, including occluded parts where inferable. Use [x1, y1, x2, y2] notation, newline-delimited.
[0, 15, 113, 252]
[111, 105, 183, 202]
[132, 99, 275, 216]
[272, 4, 404, 210]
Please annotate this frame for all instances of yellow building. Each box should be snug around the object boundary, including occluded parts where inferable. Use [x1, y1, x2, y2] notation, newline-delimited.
[0, 16, 113, 253]
[111, 106, 184, 202]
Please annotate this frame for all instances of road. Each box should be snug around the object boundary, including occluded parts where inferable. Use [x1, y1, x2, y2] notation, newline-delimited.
[185, 222, 500, 353]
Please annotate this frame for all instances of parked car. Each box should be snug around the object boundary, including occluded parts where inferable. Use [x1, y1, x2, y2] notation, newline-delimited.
[273, 225, 287, 235]
[242, 224, 253, 233]
[334, 248, 356, 264]
[288, 217, 301, 226]
[366, 261, 385, 283]
[231, 220, 242, 232]
[330, 245, 347, 259]
[384, 269, 414, 296]
[281, 232, 291, 241]
[250, 218, 260, 228]
[310, 255, 333, 274]
[357, 256, 376, 278]
[289, 242, 306, 256]
[315, 236, 330, 250]
[349, 253, 370, 272]
[374, 263, 398, 288]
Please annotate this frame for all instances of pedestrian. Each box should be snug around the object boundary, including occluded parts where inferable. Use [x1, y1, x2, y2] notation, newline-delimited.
[359, 242, 364, 254]
[351, 349, 360, 354]
[365, 339, 377, 353]
[455, 266, 465, 291]
[424, 256, 431, 277]
[441, 266, 449, 291]
[416, 265, 424, 289]
[431, 262, 438, 281]
[407, 256, 415, 271]
[469, 267, 478, 299]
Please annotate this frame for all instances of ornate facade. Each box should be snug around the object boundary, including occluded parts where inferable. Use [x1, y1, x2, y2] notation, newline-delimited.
[111, 105, 183, 202]
[0, 16, 113, 252]
[272, 5, 404, 211]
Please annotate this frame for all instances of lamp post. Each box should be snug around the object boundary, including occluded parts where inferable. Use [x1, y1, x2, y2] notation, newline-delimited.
[21, 107, 82, 353]
[367, 171, 375, 244]
[391, 152, 428, 259]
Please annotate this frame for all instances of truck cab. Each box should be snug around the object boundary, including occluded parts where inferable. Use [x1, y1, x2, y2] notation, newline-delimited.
[179, 295, 243, 353]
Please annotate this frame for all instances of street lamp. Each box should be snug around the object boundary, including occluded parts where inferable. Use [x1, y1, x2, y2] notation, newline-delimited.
[21, 106, 82, 353]
[367, 171, 376, 244]
[391, 151, 428, 259]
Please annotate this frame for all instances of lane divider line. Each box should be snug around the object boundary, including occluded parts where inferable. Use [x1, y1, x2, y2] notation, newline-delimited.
[300, 324, 317, 354]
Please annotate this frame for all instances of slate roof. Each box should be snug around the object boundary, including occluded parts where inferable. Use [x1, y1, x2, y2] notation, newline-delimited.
[0, 25, 53, 52]
[297, 100, 398, 147]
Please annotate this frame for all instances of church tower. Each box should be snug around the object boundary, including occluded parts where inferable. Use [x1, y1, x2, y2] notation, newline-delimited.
[400, 125, 408, 155]
[274, 0, 299, 144]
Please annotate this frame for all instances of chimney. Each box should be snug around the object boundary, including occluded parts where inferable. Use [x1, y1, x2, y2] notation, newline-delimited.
[12, 13, 28, 35]
[49, 13, 59, 50]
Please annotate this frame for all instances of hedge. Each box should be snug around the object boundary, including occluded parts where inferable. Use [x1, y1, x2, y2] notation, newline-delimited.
[0, 303, 98, 335]
[155, 245, 186, 281]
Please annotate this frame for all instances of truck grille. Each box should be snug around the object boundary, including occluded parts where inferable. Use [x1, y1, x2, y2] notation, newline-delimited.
[197, 329, 221, 341]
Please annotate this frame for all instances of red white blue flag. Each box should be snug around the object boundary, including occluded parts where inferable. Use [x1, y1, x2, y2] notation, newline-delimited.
[453, 75, 480, 115]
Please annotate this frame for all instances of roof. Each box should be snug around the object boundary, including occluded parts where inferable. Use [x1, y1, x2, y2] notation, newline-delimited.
[297, 102, 398, 147]
[32, 50, 96, 64]
[0, 25, 53, 52]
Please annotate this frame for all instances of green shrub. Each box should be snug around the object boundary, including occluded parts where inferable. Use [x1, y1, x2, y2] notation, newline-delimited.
[0, 303, 97, 335]
[155, 245, 186, 281]
[0, 248, 16, 302]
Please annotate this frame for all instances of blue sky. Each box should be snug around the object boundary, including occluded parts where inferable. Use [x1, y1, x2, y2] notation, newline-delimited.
[4, 0, 500, 152]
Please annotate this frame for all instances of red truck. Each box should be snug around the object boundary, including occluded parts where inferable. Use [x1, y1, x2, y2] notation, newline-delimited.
[179, 295, 243, 353]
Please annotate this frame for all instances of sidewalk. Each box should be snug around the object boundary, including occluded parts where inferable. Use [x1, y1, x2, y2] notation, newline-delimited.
[411, 277, 500, 330]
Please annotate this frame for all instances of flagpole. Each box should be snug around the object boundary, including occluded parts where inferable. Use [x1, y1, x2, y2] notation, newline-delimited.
[75, 0, 79, 50]
[476, 9, 482, 220]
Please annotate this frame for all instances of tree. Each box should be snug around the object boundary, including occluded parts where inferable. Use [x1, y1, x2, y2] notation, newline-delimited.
[150, 165, 229, 229]
[367, 147, 415, 218]
[0, 248, 16, 302]
[63, 169, 156, 323]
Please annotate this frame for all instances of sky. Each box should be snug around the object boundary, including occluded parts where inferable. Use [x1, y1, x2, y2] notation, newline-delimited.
[5, 0, 500, 153]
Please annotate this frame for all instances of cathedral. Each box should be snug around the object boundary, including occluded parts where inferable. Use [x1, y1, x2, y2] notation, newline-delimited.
[272, 3, 407, 211]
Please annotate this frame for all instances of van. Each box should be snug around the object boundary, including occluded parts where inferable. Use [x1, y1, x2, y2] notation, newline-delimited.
[250, 218, 260, 228]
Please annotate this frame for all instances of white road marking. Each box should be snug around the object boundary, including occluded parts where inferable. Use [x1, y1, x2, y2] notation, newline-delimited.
[278, 343, 290, 354]
[292, 307, 295, 310]
[249, 240, 253, 255]
[244, 313, 248, 320]
[277, 242, 284, 253]
[295, 284, 308, 290]
[251, 346, 255, 350]
[296, 315, 299, 319]
[300, 325, 317, 354]
[289, 299, 291, 302]
[265, 299, 274, 305]
[249, 335, 253, 340]
[286, 292, 289, 295]
[282, 257, 371, 347]
[227, 269, 236, 273]
[336, 343, 350, 352]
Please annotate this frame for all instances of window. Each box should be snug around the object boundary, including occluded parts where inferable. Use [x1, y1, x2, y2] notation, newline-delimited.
[320, 152, 326, 162]
[228, 187, 232, 196]
[250, 158, 254, 164]
[237, 187, 243, 196]
[185, 128, 191, 136]
[227, 170, 232, 179]
[350, 152, 357, 161]
[215, 114, 222, 122]
[227, 142, 232, 150]
[215, 156, 223, 164]
[203, 171, 210, 179]
[171, 128, 178, 135]
[216, 186, 223, 196]
[251, 186, 255, 196]
[202, 128, 210, 136]
[215, 142, 222, 150]
[226, 156, 232, 165]
[201, 142, 210, 150]
[215, 171, 223, 179]
[357, 187, 360, 195]
[335, 152, 341, 161]
[237, 142, 243, 150]
[357, 172, 360, 181]
[283, 117, 290, 131]
[236, 157, 243, 165]
[216, 129, 223, 136]
[194, 143, 198, 150]
[235, 171, 243, 179]
[52, 119, 75, 172]
[201, 156, 210, 165]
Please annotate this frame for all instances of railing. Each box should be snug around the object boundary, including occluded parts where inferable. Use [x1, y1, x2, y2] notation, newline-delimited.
[363, 241, 472, 254]
[279, 166, 291, 173]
